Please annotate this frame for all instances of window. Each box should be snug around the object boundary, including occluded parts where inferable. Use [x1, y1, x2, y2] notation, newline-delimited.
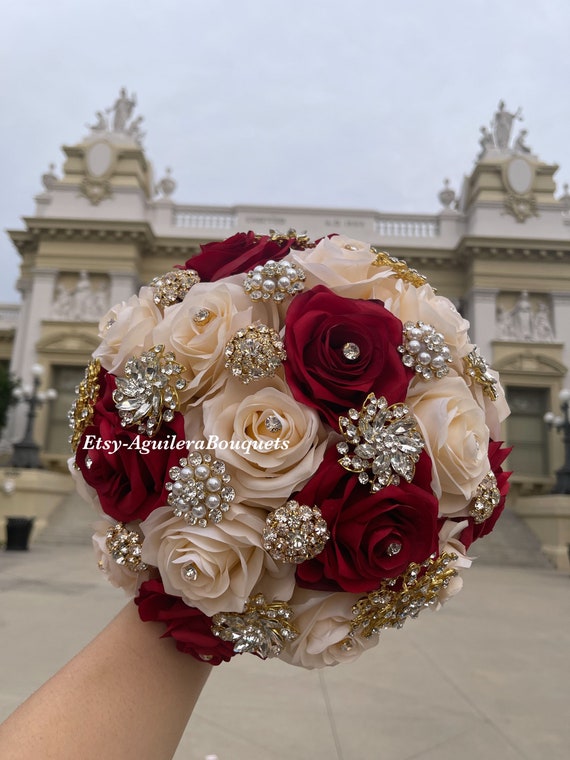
[505, 386, 549, 476]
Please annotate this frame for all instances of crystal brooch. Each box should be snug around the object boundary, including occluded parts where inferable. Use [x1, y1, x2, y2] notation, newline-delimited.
[149, 269, 200, 308]
[337, 393, 425, 492]
[224, 324, 286, 384]
[398, 321, 452, 380]
[263, 500, 329, 564]
[166, 452, 235, 527]
[212, 594, 298, 659]
[112, 345, 187, 437]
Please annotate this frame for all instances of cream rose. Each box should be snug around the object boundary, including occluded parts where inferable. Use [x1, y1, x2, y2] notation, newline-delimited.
[287, 235, 397, 300]
[140, 505, 295, 617]
[152, 279, 278, 408]
[200, 376, 329, 508]
[279, 588, 378, 669]
[92, 518, 151, 596]
[94, 286, 162, 374]
[466, 364, 510, 441]
[435, 519, 473, 606]
[406, 376, 490, 516]
[377, 278, 473, 373]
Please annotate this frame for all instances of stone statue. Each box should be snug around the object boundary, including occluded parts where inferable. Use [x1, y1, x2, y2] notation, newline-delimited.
[108, 88, 137, 133]
[127, 115, 145, 144]
[533, 302, 555, 341]
[512, 291, 533, 340]
[492, 100, 522, 150]
[496, 292, 555, 342]
[87, 111, 108, 132]
[51, 273, 109, 322]
[513, 129, 531, 155]
[478, 126, 494, 158]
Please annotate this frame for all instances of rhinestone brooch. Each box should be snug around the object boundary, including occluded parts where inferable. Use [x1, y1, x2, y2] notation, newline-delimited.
[212, 594, 298, 659]
[224, 324, 286, 384]
[112, 345, 187, 437]
[166, 452, 235, 527]
[337, 393, 425, 492]
[149, 269, 200, 308]
[263, 500, 330, 564]
[339, 553, 458, 650]
[105, 523, 148, 573]
[398, 321, 452, 380]
[68, 358, 101, 452]
[464, 347, 498, 401]
[469, 471, 501, 523]
[243, 260, 306, 303]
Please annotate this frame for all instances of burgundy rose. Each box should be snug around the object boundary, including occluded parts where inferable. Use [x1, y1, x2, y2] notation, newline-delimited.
[135, 579, 235, 665]
[283, 285, 414, 429]
[75, 368, 186, 523]
[459, 441, 512, 549]
[181, 231, 296, 282]
[294, 447, 439, 593]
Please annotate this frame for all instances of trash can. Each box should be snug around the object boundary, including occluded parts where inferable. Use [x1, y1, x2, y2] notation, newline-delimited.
[5, 517, 35, 551]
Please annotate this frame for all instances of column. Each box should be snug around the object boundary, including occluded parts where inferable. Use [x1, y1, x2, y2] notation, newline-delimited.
[464, 287, 499, 360]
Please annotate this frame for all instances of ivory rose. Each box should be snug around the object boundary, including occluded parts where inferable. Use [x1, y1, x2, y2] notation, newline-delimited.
[406, 376, 491, 516]
[377, 278, 474, 373]
[200, 376, 329, 508]
[92, 518, 151, 596]
[140, 505, 295, 618]
[152, 279, 278, 407]
[279, 588, 379, 669]
[94, 286, 162, 375]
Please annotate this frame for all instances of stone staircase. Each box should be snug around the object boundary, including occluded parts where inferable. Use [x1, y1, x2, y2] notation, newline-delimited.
[470, 507, 553, 568]
[36, 489, 95, 546]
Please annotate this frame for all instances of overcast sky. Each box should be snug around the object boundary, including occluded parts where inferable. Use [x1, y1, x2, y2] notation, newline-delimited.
[2, 0, 569, 303]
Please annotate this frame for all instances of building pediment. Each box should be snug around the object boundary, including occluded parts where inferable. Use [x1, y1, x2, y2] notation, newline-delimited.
[493, 349, 566, 377]
[36, 327, 101, 354]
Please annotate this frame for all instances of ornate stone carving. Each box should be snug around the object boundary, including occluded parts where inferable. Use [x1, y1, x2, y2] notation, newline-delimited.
[51, 272, 110, 322]
[437, 178, 456, 209]
[41, 163, 58, 191]
[496, 292, 555, 342]
[503, 192, 538, 222]
[513, 129, 532, 155]
[79, 176, 113, 206]
[155, 167, 177, 198]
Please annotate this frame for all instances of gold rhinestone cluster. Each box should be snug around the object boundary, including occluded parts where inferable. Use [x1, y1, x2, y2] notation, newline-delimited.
[371, 248, 428, 288]
[337, 393, 425, 492]
[212, 594, 299, 659]
[105, 523, 148, 573]
[113, 344, 187, 436]
[339, 553, 458, 649]
[464, 348, 498, 401]
[224, 324, 286, 384]
[469, 471, 501, 523]
[263, 500, 330, 564]
[149, 269, 200, 308]
[268, 228, 313, 249]
[68, 359, 101, 452]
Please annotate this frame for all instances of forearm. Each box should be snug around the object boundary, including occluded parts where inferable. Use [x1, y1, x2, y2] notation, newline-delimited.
[0, 602, 211, 760]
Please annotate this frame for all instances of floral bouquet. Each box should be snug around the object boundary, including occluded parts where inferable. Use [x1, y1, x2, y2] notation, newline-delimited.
[69, 230, 511, 668]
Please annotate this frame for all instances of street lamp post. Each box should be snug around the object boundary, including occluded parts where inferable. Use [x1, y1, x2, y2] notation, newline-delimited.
[544, 388, 570, 494]
[10, 364, 57, 469]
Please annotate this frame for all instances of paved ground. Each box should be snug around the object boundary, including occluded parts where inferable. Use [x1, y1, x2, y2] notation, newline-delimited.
[0, 497, 569, 760]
